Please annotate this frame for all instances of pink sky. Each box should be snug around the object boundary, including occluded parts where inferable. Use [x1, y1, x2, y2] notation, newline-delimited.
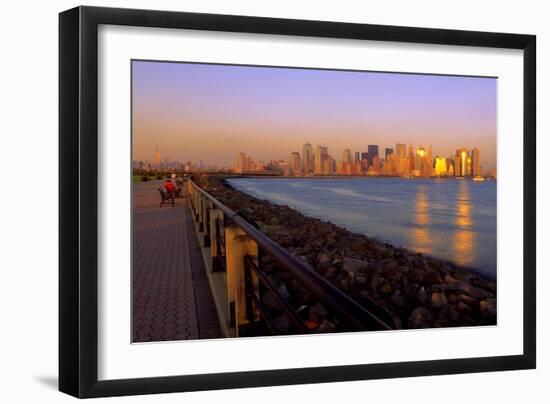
[132, 61, 497, 170]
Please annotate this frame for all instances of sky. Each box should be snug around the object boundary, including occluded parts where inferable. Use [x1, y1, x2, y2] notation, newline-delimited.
[132, 60, 497, 170]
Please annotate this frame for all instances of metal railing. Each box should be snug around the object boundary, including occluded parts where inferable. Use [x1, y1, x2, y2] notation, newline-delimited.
[187, 178, 392, 336]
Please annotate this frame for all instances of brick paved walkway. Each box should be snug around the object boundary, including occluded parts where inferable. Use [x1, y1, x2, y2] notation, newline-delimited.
[132, 180, 221, 342]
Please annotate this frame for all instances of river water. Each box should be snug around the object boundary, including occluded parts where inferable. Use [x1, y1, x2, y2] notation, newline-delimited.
[226, 177, 497, 279]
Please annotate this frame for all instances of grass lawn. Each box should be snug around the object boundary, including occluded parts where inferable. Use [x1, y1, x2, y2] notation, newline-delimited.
[132, 175, 158, 183]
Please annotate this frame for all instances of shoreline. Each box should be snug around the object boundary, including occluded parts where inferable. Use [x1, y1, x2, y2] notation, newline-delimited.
[223, 174, 497, 182]
[196, 174, 496, 332]
[226, 176, 496, 282]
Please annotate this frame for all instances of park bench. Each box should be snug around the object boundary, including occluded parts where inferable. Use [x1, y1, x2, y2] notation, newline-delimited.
[158, 186, 175, 207]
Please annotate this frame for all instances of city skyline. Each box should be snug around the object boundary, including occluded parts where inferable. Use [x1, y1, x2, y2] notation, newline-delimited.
[133, 61, 497, 170]
[134, 141, 491, 179]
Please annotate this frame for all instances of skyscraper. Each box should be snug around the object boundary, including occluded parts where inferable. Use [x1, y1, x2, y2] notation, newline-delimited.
[367, 145, 379, 167]
[354, 151, 361, 163]
[302, 142, 314, 175]
[342, 149, 352, 164]
[396, 143, 406, 158]
[471, 148, 481, 176]
[289, 152, 301, 176]
[236, 152, 248, 173]
[408, 146, 415, 171]
[322, 157, 335, 175]
[434, 157, 448, 176]
[385, 148, 394, 160]
[456, 148, 469, 176]
[154, 147, 161, 167]
[314, 145, 328, 174]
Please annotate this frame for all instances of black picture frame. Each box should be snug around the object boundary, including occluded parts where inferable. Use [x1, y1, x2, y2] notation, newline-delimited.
[59, 5, 536, 398]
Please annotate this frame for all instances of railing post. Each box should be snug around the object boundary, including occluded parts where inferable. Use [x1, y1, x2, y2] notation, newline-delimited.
[198, 194, 204, 231]
[202, 200, 210, 245]
[210, 209, 224, 271]
[225, 227, 259, 336]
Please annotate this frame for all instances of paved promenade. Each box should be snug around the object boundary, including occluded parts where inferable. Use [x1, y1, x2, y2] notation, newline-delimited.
[132, 180, 221, 342]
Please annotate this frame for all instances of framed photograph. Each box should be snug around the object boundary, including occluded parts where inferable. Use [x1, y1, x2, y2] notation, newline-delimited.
[59, 6, 536, 398]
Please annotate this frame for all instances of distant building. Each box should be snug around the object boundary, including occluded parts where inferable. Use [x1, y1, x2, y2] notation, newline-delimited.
[361, 152, 369, 164]
[408, 146, 415, 172]
[369, 155, 380, 175]
[367, 145, 379, 167]
[466, 156, 472, 176]
[395, 143, 406, 158]
[342, 149, 352, 164]
[456, 148, 469, 176]
[302, 142, 314, 175]
[322, 157, 335, 175]
[434, 157, 448, 176]
[289, 152, 301, 176]
[314, 145, 328, 174]
[385, 148, 394, 160]
[236, 152, 248, 173]
[471, 148, 481, 176]
[447, 160, 455, 176]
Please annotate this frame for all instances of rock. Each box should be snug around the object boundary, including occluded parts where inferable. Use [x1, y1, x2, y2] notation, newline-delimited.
[317, 319, 336, 333]
[324, 266, 338, 279]
[403, 278, 419, 299]
[391, 290, 407, 308]
[479, 298, 497, 318]
[408, 307, 434, 328]
[356, 275, 368, 285]
[374, 245, 388, 256]
[448, 305, 460, 322]
[424, 270, 443, 285]
[417, 286, 429, 304]
[462, 284, 493, 300]
[351, 240, 369, 253]
[387, 268, 403, 283]
[456, 301, 471, 317]
[378, 280, 393, 295]
[261, 292, 282, 313]
[339, 278, 350, 289]
[431, 292, 448, 308]
[317, 252, 332, 270]
[456, 293, 478, 306]
[452, 268, 473, 281]
[273, 314, 290, 334]
[410, 268, 426, 283]
[277, 283, 290, 300]
[309, 302, 329, 322]
[359, 289, 371, 299]
[444, 277, 492, 300]
[371, 276, 385, 293]
[342, 257, 368, 281]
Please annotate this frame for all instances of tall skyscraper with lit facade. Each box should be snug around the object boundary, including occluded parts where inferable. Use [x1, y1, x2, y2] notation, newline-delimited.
[455, 148, 469, 176]
[314, 145, 328, 174]
[396, 143, 406, 158]
[434, 157, 448, 176]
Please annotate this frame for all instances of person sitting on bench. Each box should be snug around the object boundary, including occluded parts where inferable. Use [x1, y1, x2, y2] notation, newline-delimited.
[163, 179, 176, 195]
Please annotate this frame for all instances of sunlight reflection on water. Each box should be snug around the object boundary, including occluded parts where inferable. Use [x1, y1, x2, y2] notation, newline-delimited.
[228, 177, 496, 278]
